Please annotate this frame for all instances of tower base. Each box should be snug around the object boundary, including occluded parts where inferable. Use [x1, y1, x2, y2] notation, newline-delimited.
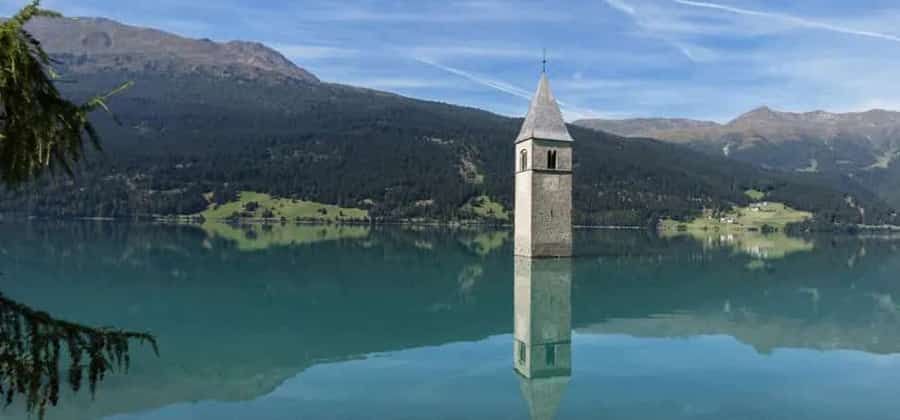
[514, 240, 573, 258]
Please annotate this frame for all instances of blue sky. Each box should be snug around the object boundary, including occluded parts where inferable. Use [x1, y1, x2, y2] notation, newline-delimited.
[4, 0, 900, 122]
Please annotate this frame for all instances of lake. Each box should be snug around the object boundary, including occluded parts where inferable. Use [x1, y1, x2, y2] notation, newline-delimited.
[2, 222, 900, 419]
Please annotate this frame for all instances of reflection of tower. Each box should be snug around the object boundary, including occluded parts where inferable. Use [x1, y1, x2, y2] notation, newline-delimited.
[514, 256, 572, 420]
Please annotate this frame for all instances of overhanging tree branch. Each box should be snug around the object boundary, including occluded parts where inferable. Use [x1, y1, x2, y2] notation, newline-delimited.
[0, 0, 130, 187]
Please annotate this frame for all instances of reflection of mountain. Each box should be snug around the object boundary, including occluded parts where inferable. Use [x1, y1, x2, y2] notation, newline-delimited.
[572, 237, 900, 355]
[1, 223, 900, 419]
[582, 299, 900, 355]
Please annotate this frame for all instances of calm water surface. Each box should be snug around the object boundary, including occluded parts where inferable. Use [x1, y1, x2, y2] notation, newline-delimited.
[2, 222, 900, 419]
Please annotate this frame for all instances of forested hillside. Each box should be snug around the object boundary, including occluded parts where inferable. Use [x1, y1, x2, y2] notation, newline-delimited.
[577, 107, 900, 208]
[0, 17, 895, 228]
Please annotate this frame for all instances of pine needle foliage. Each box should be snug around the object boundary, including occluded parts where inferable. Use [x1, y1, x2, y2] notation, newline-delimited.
[0, 0, 130, 186]
[0, 292, 157, 419]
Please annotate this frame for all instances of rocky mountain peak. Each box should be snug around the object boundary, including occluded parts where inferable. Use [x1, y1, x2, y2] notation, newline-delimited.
[23, 16, 318, 83]
[729, 106, 782, 125]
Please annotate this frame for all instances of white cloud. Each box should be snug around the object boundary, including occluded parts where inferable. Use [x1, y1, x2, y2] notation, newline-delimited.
[759, 54, 900, 112]
[599, 0, 708, 62]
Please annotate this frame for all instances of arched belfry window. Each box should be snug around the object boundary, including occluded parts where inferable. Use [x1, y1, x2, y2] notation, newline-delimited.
[548, 150, 558, 170]
[520, 149, 528, 171]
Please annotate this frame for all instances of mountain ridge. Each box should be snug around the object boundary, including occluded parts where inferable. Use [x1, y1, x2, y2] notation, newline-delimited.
[575, 107, 900, 206]
[577, 106, 900, 140]
[24, 16, 319, 83]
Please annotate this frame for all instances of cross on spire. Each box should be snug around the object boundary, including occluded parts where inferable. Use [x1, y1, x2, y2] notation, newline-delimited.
[542, 48, 547, 73]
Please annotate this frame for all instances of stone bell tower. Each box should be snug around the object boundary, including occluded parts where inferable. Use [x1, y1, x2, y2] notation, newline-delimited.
[514, 72, 574, 257]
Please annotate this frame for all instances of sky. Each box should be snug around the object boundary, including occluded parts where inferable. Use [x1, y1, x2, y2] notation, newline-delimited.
[3, 0, 900, 122]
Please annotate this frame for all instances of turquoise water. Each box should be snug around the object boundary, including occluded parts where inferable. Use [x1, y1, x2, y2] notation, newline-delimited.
[2, 223, 900, 419]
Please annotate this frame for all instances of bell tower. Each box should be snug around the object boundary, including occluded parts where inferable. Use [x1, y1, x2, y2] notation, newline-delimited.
[514, 71, 574, 257]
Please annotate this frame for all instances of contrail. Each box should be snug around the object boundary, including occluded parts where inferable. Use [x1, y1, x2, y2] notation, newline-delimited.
[414, 57, 600, 119]
[675, 0, 900, 44]
[415, 57, 533, 100]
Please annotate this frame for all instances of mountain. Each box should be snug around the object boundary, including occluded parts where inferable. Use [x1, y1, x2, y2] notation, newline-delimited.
[25, 17, 318, 82]
[574, 117, 719, 139]
[0, 17, 894, 228]
[575, 107, 900, 207]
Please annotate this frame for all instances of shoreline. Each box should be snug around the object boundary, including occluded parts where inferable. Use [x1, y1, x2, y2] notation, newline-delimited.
[1, 215, 646, 230]
[5, 215, 900, 234]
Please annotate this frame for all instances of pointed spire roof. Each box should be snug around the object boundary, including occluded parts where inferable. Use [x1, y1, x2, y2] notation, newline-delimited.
[516, 73, 574, 143]
[519, 375, 571, 420]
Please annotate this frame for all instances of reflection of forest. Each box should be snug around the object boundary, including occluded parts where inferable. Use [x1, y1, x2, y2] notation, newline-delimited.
[200, 222, 371, 251]
[660, 230, 814, 260]
[0, 223, 899, 419]
[198, 221, 511, 255]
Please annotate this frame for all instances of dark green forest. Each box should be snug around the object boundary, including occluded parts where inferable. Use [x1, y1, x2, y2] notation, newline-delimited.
[0, 65, 895, 228]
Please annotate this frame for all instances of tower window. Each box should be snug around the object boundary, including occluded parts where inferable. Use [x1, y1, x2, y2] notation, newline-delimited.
[520, 149, 528, 171]
[548, 150, 557, 170]
[518, 341, 527, 365]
